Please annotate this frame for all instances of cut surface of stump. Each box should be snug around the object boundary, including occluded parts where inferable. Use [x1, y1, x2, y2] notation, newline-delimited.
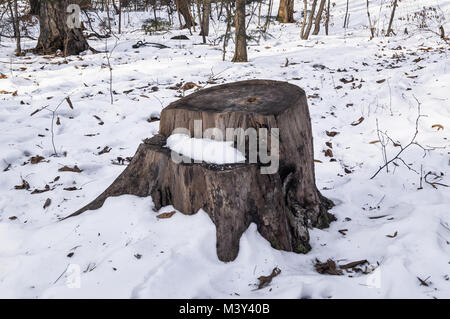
[68, 80, 334, 262]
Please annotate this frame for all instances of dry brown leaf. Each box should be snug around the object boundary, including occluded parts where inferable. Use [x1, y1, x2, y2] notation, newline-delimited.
[43, 198, 51, 209]
[432, 124, 444, 131]
[156, 211, 176, 219]
[386, 231, 398, 238]
[351, 117, 365, 126]
[63, 187, 78, 191]
[30, 155, 45, 164]
[339, 260, 368, 269]
[257, 267, 281, 289]
[315, 259, 343, 275]
[66, 97, 74, 109]
[58, 165, 83, 173]
[326, 131, 339, 137]
[15, 178, 30, 190]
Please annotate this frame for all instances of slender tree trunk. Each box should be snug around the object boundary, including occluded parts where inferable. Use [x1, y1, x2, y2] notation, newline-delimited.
[312, 0, 326, 35]
[325, 0, 330, 35]
[263, 0, 273, 32]
[13, 0, 21, 55]
[386, 0, 398, 36]
[196, 0, 206, 43]
[35, 0, 89, 55]
[222, 2, 232, 61]
[366, 0, 375, 38]
[300, 0, 307, 38]
[105, 0, 112, 31]
[313, 0, 326, 35]
[301, 0, 318, 40]
[232, 0, 247, 62]
[118, 0, 122, 34]
[343, 0, 349, 28]
[276, 0, 294, 23]
[201, 0, 210, 36]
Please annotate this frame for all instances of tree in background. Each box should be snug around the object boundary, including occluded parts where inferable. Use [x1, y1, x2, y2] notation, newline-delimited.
[175, 0, 193, 29]
[232, 0, 247, 62]
[276, 0, 294, 23]
[35, 0, 89, 55]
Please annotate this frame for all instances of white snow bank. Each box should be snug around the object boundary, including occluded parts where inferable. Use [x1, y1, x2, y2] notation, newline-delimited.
[165, 134, 246, 164]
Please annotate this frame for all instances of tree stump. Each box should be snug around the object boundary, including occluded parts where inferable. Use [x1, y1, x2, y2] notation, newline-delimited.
[68, 80, 335, 262]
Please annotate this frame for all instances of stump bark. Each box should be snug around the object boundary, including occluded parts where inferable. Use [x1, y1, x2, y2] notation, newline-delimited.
[68, 80, 334, 262]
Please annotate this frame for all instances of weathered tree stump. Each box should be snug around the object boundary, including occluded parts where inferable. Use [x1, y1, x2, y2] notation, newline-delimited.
[68, 80, 334, 262]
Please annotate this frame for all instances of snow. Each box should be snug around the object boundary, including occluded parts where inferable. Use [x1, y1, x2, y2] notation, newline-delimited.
[165, 133, 246, 164]
[0, 0, 449, 298]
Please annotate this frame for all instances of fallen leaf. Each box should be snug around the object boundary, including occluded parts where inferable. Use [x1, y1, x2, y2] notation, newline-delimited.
[31, 185, 51, 194]
[30, 155, 45, 164]
[43, 198, 51, 209]
[326, 131, 339, 137]
[181, 82, 200, 91]
[15, 178, 30, 190]
[432, 124, 444, 131]
[351, 117, 365, 126]
[339, 260, 368, 269]
[98, 146, 111, 155]
[157, 211, 176, 219]
[66, 97, 74, 109]
[315, 259, 343, 275]
[257, 267, 281, 289]
[58, 165, 83, 173]
[63, 186, 78, 191]
[376, 79, 386, 84]
[386, 231, 398, 238]
[417, 277, 429, 287]
[323, 149, 333, 157]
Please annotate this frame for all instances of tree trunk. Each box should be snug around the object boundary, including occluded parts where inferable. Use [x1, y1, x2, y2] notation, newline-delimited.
[276, 0, 294, 23]
[301, 0, 318, 40]
[366, 0, 375, 38]
[312, 0, 326, 35]
[196, 0, 206, 43]
[67, 80, 335, 262]
[232, 0, 247, 62]
[263, 0, 273, 32]
[385, 0, 398, 36]
[325, 0, 330, 35]
[200, 0, 210, 36]
[176, 0, 193, 29]
[29, 0, 40, 16]
[36, 0, 89, 55]
[13, 0, 21, 55]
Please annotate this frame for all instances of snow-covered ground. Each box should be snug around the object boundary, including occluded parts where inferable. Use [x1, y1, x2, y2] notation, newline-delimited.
[0, 0, 449, 298]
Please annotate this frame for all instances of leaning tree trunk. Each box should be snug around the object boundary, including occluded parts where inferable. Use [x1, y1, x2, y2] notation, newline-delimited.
[385, 0, 398, 36]
[35, 0, 89, 55]
[276, 0, 294, 23]
[232, 0, 247, 62]
[301, 0, 318, 40]
[67, 80, 335, 262]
